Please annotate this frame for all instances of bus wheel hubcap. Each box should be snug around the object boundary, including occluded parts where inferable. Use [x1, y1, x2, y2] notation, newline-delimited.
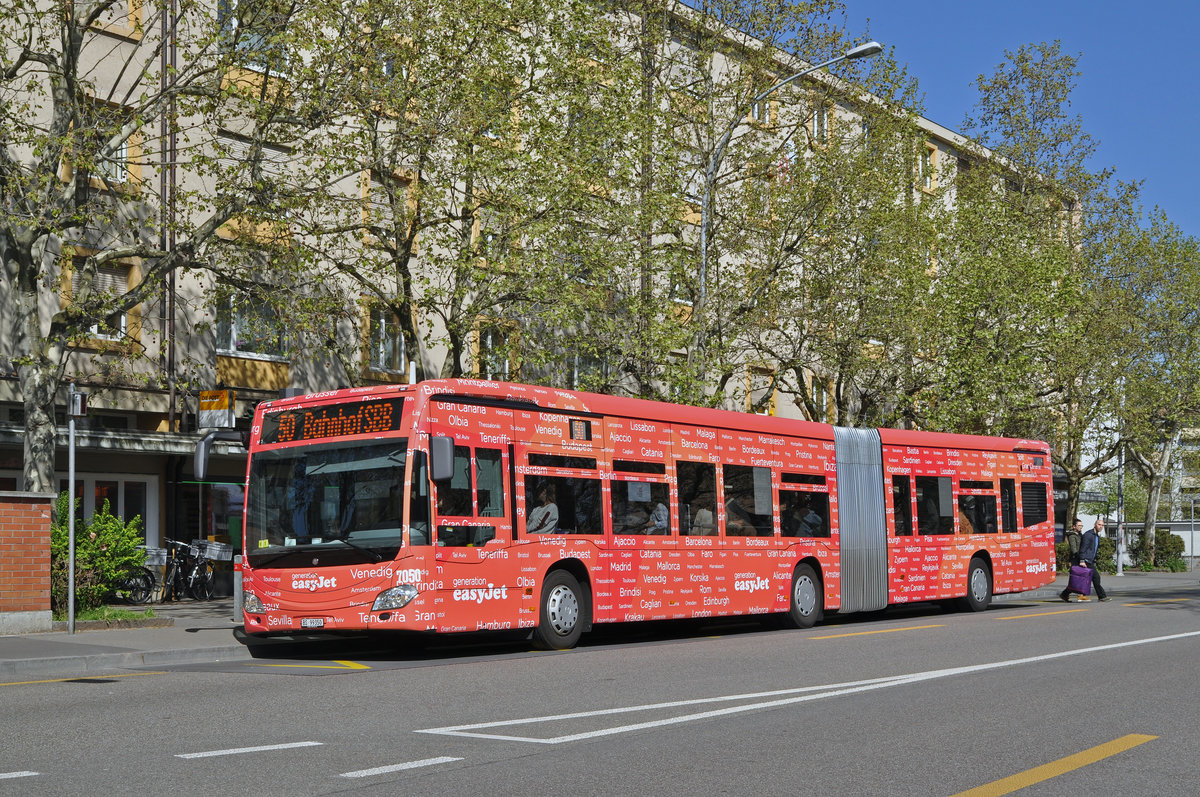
[971, 570, 987, 600]
[547, 585, 579, 635]
[794, 576, 817, 616]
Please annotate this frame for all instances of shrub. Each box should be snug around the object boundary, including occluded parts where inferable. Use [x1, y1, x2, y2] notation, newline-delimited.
[1156, 529, 1185, 563]
[1130, 528, 1185, 569]
[50, 492, 146, 618]
[1164, 557, 1188, 573]
[1096, 536, 1117, 574]
[1054, 541, 1072, 571]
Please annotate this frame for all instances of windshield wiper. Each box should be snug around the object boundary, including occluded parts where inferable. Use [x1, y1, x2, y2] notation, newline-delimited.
[252, 550, 304, 568]
[332, 535, 383, 562]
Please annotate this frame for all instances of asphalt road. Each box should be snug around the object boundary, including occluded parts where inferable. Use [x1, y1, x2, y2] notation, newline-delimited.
[4, 588, 1199, 796]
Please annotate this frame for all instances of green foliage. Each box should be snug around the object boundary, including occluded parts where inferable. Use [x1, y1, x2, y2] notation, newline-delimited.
[1163, 557, 1188, 573]
[1130, 527, 1184, 569]
[1054, 541, 1072, 572]
[1096, 536, 1117, 574]
[50, 492, 146, 618]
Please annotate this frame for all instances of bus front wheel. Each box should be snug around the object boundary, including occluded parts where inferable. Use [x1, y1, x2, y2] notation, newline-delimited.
[787, 564, 823, 629]
[533, 570, 584, 650]
[960, 557, 992, 612]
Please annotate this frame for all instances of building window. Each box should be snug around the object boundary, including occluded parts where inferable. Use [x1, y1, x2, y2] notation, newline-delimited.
[811, 101, 829, 144]
[920, 143, 938, 192]
[217, 293, 285, 358]
[369, 306, 406, 374]
[70, 258, 133, 342]
[476, 324, 512, 381]
[749, 95, 772, 125]
[217, 0, 292, 71]
[362, 170, 411, 245]
[569, 352, 607, 390]
[810, 377, 828, 423]
[747, 366, 777, 416]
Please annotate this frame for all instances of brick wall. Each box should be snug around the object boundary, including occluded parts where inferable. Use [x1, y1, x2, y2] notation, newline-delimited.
[0, 492, 54, 633]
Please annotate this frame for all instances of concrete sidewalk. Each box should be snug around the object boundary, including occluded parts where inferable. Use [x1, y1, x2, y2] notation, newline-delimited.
[0, 597, 249, 680]
[2, 571, 1197, 681]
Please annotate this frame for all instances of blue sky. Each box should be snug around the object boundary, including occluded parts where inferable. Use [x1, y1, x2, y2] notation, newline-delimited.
[842, 1, 1200, 238]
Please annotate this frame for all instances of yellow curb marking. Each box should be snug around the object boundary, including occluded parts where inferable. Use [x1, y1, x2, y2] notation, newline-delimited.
[998, 608, 1089, 620]
[951, 733, 1157, 797]
[1125, 598, 1191, 606]
[811, 624, 944, 640]
[0, 671, 166, 687]
[251, 659, 370, 671]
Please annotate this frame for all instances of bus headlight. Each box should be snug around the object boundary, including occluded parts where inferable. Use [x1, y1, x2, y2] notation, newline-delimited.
[372, 584, 418, 611]
[243, 591, 266, 613]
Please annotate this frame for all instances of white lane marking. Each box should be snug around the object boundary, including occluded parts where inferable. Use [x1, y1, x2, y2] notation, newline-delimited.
[339, 756, 463, 778]
[0, 772, 38, 780]
[176, 741, 323, 759]
[417, 630, 1200, 744]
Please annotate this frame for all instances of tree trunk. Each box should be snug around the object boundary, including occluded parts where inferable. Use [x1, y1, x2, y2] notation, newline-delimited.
[1140, 427, 1182, 566]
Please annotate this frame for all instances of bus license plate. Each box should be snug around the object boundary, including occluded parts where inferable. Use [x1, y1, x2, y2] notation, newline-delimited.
[301, 618, 324, 629]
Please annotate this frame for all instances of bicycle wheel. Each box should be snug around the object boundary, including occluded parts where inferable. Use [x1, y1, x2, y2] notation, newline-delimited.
[188, 560, 215, 601]
[162, 561, 180, 601]
[127, 567, 155, 605]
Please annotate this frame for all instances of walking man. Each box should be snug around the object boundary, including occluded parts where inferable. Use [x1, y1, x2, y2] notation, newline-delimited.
[1079, 517, 1111, 602]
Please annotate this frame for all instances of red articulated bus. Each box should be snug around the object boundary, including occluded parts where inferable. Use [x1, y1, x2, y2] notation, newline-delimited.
[228, 379, 1055, 649]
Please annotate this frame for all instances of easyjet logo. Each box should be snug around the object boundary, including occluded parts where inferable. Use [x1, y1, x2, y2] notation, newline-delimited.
[292, 575, 337, 591]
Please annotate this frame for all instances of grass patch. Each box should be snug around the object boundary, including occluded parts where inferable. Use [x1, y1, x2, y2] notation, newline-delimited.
[65, 606, 157, 622]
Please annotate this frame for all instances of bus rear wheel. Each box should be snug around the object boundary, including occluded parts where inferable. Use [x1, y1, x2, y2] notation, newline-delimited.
[533, 570, 584, 650]
[960, 557, 992, 612]
[786, 564, 823, 629]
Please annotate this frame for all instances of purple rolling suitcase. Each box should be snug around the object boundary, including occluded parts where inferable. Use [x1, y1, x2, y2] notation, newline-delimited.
[1068, 565, 1093, 596]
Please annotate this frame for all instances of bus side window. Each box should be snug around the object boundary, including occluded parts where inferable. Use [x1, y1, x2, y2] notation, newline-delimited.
[476, 448, 505, 517]
[523, 474, 603, 535]
[1000, 479, 1017, 534]
[957, 493, 997, 535]
[780, 488, 829, 538]
[612, 480, 671, 535]
[722, 464, 773, 537]
[677, 461, 716, 535]
[892, 476, 913, 536]
[915, 475, 953, 535]
[436, 445, 473, 517]
[408, 451, 432, 546]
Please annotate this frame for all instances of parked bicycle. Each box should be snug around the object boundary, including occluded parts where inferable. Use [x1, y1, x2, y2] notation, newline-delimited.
[113, 564, 156, 605]
[162, 540, 215, 601]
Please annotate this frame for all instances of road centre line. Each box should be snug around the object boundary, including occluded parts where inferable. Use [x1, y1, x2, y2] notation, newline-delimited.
[1125, 598, 1191, 605]
[339, 757, 463, 778]
[950, 733, 1157, 797]
[416, 630, 1200, 745]
[176, 741, 323, 759]
[0, 772, 38, 780]
[997, 609, 1089, 620]
[811, 624, 944, 639]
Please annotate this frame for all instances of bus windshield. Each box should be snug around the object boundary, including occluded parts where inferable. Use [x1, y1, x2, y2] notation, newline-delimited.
[245, 439, 408, 568]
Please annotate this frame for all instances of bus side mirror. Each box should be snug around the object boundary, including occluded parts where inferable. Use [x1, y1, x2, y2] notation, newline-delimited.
[195, 429, 250, 481]
[430, 435, 455, 482]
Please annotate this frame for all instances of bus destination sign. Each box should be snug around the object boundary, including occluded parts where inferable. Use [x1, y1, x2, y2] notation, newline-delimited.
[261, 397, 405, 444]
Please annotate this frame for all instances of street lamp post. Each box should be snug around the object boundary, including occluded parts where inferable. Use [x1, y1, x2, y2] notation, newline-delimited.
[692, 41, 883, 380]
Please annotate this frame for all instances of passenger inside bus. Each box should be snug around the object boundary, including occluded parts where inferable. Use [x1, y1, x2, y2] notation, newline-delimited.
[691, 503, 716, 534]
[676, 461, 717, 535]
[527, 483, 559, 534]
[781, 492, 826, 537]
[725, 498, 757, 536]
[640, 501, 669, 534]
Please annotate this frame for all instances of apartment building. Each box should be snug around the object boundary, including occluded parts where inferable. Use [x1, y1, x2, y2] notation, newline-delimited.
[0, 0, 982, 550]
